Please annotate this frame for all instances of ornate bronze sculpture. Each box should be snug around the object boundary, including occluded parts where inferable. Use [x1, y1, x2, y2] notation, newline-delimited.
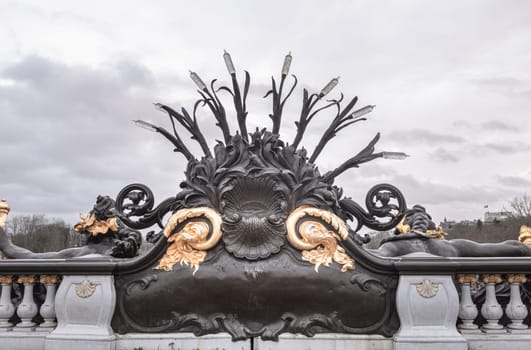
[2, 52, 530, 341]
[0, 195, 141, 259]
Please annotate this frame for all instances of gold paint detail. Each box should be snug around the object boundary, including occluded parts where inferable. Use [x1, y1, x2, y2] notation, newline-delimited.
[40, 275, 60, 284]
[395, 217, 447, 240]
[507, 274, 527, 284]
[286, 206, 354, 272]
[396, 217, 410, 234]
[518, 225, 531, 247]
[17, 275, 37, 284]
[416, 279, 439, 298]
[482, 274, 503, 284]
[457, 274, 478, 284]
[74, 213, 119, 236]
[0, 275, 13, 284]
[155, 207, 222, 273]
[0, 199, 10, 230]
[75, 280, 97, 298]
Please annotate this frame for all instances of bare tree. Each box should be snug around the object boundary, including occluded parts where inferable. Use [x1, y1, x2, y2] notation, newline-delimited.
[507, 194, 531, 218]
[6, 215, 84, 252]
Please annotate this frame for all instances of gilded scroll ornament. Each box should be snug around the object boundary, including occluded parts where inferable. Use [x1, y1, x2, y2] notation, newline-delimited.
[74, 213, 119, 236]
[156, 207, 222, 273]
[416, 279, 439, 298]
[75, 280, 97, 298]
[286, 206, 354, 272]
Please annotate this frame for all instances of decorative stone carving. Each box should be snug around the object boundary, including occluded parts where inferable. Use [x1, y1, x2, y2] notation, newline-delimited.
[40, 275, 60, 328]
[75, 280, 97, 298]
[394, 275, 467, 350]
[416, 279, 439, 298]
[505, 274, 528, 331]
[16, 275, 38, 328]
[457, 274, 479, 330]
[0, 275, 14, 329]
[480, 274, 504, 332]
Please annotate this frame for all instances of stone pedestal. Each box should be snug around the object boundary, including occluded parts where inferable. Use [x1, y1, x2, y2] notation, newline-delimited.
[45, 275, 116, 350]
[393, 275, 467, 350]
[255, 334, 392, 350]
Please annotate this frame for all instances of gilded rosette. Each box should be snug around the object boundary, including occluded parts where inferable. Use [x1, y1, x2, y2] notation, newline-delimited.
[156, 207, 222, 273]
[40, 275, 60, 284]
[0, 275, 13, 284]
[17, 275, 37, 284]
[482, 274, 503, 284]
[286, 206, 354, 272]
[507, 274, 527, 284]
[457, 274, 478, 284]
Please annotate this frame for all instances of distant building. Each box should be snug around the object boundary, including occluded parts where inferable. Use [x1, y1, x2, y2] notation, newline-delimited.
[440, 218, 457, 230]
[484, 211, 511, 223]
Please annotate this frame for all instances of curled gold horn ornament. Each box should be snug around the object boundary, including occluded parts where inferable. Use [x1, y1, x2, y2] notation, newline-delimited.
[156, 207, 222, 273]
[286, 206, 354, 272]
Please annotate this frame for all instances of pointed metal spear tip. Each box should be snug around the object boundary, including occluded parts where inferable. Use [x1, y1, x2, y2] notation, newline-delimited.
[320, 76, 340, 96]
[133, 120, 157, 132]
[350, 105, 376, 119]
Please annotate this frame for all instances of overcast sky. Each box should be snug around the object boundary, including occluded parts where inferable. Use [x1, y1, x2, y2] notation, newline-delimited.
[1, 0, 530, 227]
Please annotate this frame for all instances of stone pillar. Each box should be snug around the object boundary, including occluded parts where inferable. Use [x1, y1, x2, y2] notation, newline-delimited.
[457, 274, 479, 331]
[0, 199, 10, 260]
[394, 274, 467, 350]
[505, 274, 528, 332]
[15, 275, 38, 329]
[39, 275, 60, 329]
[480, 274, 504, 333]
[45, 275, 116, 350]
[0, 275, 15, 330]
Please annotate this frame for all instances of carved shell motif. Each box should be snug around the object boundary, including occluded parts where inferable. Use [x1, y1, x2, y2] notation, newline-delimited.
[75, 280, 97, 298]
[416, 279, 439, 298]
[221, 177, 288, 260]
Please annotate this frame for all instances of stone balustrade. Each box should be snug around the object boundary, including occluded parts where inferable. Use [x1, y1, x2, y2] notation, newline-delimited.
[455, 273, 531, 350]
[0, 274, 59, 332]
[2, 260, 531, 349]
[457, 273, 531, 333]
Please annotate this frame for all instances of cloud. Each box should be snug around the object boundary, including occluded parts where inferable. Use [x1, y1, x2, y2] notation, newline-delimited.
[0, 55, 188, 220]
[481, 142, 531, 154]
[481, 120, 519, 132]
[387, 128, 465, 146]
[496, 175, 531, 188]
[1, 0, 531, 228]
[429, 147, 460, 163]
